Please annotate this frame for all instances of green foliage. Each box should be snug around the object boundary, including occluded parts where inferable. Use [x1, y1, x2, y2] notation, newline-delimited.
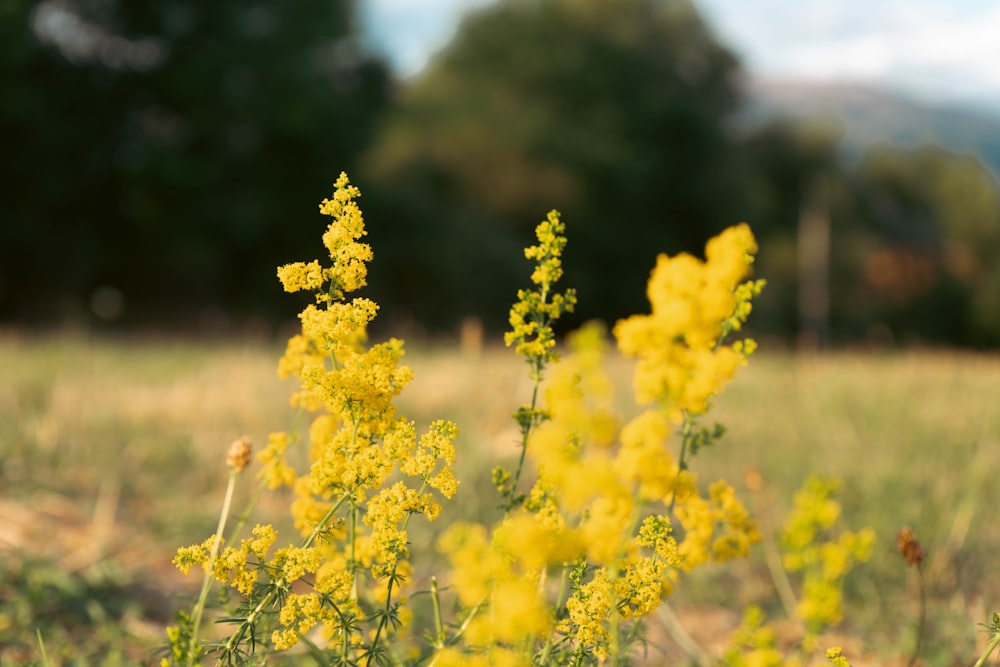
[362, 0, 745, 330]
[842, 145, 1000, 345]
[0, 0, 390, 326]
[0, 554, 163, 665]
[3, 0, 1000, 347]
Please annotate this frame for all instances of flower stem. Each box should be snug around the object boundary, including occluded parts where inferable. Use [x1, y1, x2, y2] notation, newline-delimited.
[973, 632, 1000, 667]
[749, 478, 798, 620]
[507, 364, 544, 512]
[187, 467, 238, 666]
[668, 411, 694, 516]
[906, 565, 927, 667]
[219, 497, 347, 660]
[430, 577, 445, 649]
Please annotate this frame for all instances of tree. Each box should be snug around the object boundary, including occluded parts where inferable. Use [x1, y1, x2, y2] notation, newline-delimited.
[838, 145, 1000, 345]
[0, 0, 390, 327]
[730, 117, 845, 343]
[361, 0, 746, 330]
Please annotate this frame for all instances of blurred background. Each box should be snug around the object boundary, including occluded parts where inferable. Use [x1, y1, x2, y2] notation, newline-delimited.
[3, 0, 1000, 347]
[3, 2, 1000, 662]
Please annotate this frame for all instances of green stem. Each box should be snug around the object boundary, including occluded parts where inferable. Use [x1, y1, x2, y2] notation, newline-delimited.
[187, 468, 238, 666]
[537, 564, 571, 664]
[750, 482, 798, 620]
[219, 494, 349, 660]
[658, 604, 712, 667]
[907, 565, 927, 667]
[668, 411, 694, 516]
[365, 479, 430, 666]
[973, 633, 1000, 667]
[430, 577, 445, 649]
[425, 596, 489, 667]
[507, 360, 544, 512]
[227, 483, 265, 545]
[506, 274, 553, 511]
[365, 570, 399, 667]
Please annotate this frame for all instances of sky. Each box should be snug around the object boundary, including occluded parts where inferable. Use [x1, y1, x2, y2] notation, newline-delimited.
[361, 0, 1000, 113]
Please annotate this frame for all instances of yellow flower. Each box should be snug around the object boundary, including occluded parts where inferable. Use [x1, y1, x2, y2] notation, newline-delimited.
[486, 579, 552, 644]
[493, 509, 583, 571]
[580, 495, 635, 564]
[437, 523, 509, 605]
[566, 569, 613, 659]
[256, 432, 296, 489]
[172, 536, 215, 575]
[826, 647, 852, 667]
[268, 546, 322, 582]
[213, 545, 256, 595]
[432, 647, 531, 667]
[675, 481, 759, 570]
[705, 222, 758, 287]
[317, 172, 372, 299]
[616, 409, 677, 500]
[614, 223, 763, 418]
[276, 259, 328, 294]
[779, 477, 876, 634]
[505, 210, 577, 377]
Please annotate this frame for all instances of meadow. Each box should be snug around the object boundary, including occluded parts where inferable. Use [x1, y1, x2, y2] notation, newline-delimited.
[1, 331, 998, 665]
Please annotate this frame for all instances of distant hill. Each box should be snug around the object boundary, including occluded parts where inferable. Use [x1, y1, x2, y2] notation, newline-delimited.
[745, 79, 1000, 178]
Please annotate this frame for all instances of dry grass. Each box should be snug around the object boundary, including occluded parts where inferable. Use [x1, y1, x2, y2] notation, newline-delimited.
[2, 332, 999, 664]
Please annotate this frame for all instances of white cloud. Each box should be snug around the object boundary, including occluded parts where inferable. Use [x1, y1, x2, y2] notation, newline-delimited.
[696, 0, 1000, 109]
[360, 0, 1000, 109]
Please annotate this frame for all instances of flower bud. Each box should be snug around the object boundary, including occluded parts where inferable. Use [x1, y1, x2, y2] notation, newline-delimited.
[897, 527, 924, 568]
[227, 436, 253, 473]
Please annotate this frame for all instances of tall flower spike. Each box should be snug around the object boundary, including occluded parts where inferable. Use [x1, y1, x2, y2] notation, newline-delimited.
[505, 210, 577, 379]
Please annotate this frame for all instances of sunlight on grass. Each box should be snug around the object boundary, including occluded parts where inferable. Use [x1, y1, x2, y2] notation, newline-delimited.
[1, 332, 998, 664]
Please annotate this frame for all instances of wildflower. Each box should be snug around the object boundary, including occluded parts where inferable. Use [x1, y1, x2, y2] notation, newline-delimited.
[256, 431, 297, 489]
[172, 189, 789, 666]
[493, 509, 583, 572]
[780, 477, 875, 634]
[277, 259, 328, 295]
[616, 555, 669, 617]
[173, 536, 215, 575]
[614, 223, 763, 419]
[826, 646, 852, 667]
[723, 606, 788, 667]
[566, 569, 614, 659]
[433, 647, 531, 667]
[226, 436, 252, 472]
[897, 528, 924, 568]
[505, 210, 577, 377]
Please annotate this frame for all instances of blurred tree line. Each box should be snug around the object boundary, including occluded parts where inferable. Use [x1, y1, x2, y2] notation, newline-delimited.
[3, 0, 999, 347]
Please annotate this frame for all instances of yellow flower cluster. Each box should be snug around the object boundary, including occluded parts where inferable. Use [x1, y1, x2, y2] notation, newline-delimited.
[724, 607, 856, 667]
[724, 476, 874, 666]
[781, 477, 875, 632]
[437, 522, 553, 647]
[614, 222, 764, 418]
[675, 480, 761, 569]
[174, 174, 459, 657]
[167, 179, 884, 667]
[276, 172, 372, 302]
[723, 606, 791, 667]
[504, 210, 577, 378]
[440, 221, 763, 662]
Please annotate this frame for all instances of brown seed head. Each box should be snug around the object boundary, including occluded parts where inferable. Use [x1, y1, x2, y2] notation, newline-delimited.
[227, 436, 253, 473]
[897, 528, 924, 568]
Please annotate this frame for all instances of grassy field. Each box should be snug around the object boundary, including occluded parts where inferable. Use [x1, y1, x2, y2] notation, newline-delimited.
[1, 332, 998, 665]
